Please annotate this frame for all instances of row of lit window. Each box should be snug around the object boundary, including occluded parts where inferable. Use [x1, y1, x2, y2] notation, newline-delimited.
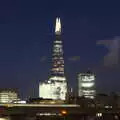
[82, 90, 95, 94]
[81, 83, 95, 88]
[54, 40, 62, 44]
[53, 64, 64, 67]
[52, 68, 64, 71]
[53, 57, 63, 60]
[53, 61, 64, 64]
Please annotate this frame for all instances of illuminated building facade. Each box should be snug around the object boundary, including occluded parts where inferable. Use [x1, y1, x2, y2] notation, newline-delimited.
[39, 18, 67, 100]
[0, 89, 19, 103]
[78, 70, 96, 99]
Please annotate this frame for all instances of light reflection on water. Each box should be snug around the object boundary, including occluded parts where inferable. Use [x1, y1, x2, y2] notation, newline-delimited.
[0, 115, 117, 120]
[0, 116, 36, 120]
[0, 116, 97, 120]
[0, 117, 10, 120]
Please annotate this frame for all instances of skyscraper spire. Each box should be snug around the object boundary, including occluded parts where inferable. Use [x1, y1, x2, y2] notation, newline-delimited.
[55, 17, 61, 35]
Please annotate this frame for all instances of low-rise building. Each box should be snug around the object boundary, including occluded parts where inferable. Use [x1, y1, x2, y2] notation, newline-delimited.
[0, 89, 19, 103]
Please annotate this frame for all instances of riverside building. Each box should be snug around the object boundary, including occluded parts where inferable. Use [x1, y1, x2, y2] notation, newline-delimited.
[78, 70, 96, 99]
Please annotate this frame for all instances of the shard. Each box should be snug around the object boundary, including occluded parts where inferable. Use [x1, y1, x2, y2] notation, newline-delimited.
[39, 18, 67, 100]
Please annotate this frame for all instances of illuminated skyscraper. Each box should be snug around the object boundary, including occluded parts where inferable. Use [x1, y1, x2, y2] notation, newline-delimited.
[78, 70, 96, 99]
[50, 18, 64, 78]
[39, 18, 67, 100]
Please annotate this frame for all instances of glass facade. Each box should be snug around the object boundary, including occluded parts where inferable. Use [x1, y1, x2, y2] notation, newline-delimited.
[39, 18, 67, 100]
[78, 71, 96, 99]
[0, 89, 19, 103]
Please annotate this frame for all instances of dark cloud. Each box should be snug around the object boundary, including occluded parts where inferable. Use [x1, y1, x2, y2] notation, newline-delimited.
[68, 56, 80, 62]
[97, 37, 120, 67]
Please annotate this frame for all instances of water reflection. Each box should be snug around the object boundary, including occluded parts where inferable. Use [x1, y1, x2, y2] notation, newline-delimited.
[0, 115, 119, 120]
[0, 117, 10, 120]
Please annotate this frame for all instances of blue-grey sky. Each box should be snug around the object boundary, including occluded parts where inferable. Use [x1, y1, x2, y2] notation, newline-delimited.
[0, 0, 120, 98]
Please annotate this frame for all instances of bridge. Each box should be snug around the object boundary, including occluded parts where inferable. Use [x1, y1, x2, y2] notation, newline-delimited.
[0, 103, 120, 118]
[0, 104, 81, 116]
[0, 103, 80, 108]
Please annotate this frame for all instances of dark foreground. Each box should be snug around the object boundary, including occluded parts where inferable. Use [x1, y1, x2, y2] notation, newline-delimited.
[0, 114, 120, 120]
[0, 104, 120, 120]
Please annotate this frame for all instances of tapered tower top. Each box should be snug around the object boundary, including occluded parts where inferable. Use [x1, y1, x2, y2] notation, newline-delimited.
[55, 17, 61, 35]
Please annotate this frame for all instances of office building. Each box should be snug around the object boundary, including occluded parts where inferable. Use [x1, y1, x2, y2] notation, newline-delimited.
[78, 70, 96, 99]
[39, 18, 67, 100]
[0, 89, 19, 103]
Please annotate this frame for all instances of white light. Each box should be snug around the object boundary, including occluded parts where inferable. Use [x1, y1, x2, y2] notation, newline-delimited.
[39, 80, 67, 100]
[0, 91, 18, 103]
[105, 105, 112, 109]
[96, 113, 102, 117]
[49, 76, 66, 81]
[0, 117, 10, 120]
[36, 113, 58, 116]
[78, 73, 95, 98]
[13, 101, 26, 104]
[83, 90, 95, 93]
[54, 41, 62, 44]
[81, 83, 94, 87]
[55, 18, 61, 34]
[54, 44, 62, 48]
[114, 115, 119, 120]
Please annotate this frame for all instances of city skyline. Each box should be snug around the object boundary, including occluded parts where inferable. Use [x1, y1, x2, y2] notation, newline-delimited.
[0, 1, 120, 98]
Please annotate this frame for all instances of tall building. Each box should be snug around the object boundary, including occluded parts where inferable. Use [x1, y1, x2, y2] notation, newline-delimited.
[78, 70, 96, 99]
[39, 18, 67, 100]
[0, 89, 19, 103]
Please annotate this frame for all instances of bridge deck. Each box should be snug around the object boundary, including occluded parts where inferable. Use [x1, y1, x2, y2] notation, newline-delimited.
[0, 104, 80, 107]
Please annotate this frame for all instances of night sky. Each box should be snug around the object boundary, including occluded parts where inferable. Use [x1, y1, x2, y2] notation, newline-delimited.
[0, 1, 120, 99]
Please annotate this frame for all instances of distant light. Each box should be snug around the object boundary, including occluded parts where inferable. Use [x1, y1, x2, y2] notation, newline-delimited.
[61, 110, 67, 115]
[0, 117, 10, 120]
[36, 112, 58, 116]
[55, 18, 61, 34]
[81, 83, 94, 87]
[114, 115, 119, 120]
[96, 113, 102, 117]
[104, 105, 112, 109]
